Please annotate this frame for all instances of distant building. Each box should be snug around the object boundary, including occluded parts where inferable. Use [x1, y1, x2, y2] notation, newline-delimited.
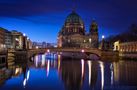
[114, 41, 137, 52]
[32, 42, 56, 49]
[32, 42, 45, 49]
[11, 30, 28, 49]
[0, 28, 32, 50]
[57, 11, 98, 48]
[27, 39, 32, 49]
[11, 30, 23, 49]
[0, 28, 6, 50]
[32, 42, 43, 49]
[113, 41, 120, 51]
[5, 30, 13, 49]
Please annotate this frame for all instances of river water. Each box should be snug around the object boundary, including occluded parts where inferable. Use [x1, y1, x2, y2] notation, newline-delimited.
[0, 53, 137, 90]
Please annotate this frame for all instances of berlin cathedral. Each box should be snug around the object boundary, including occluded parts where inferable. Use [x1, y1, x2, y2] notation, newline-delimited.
[57, 11, 99, 48]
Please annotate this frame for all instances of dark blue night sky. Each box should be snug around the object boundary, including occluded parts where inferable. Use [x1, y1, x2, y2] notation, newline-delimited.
[0, 0, 137, 42]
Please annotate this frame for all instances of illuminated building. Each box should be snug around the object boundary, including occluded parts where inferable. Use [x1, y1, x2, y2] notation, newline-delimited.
[113, 41, 137, 52]
[58, 11, 98, 48]
[113, 41, 120, 51]
[11, 30, 24, 49]
[0, 28, 32, 50]
[11, 30, 31, 50]
[5, 30, 12, 49]
[32, 42, 56, 49]
[27, 38, 32, 49]
[0, 27, 6, 50]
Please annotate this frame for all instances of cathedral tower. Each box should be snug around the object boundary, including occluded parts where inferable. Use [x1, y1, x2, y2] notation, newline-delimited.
[89, 20, 99, 48]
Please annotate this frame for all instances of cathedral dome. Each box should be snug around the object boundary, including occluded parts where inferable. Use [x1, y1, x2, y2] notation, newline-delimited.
[59, 11, 85, 36]
[65, 11, 84, 25]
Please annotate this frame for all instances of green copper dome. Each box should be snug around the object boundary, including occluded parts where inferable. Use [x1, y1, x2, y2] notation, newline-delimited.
[59, 11, 85, 35]
[65, 11, 84, 24]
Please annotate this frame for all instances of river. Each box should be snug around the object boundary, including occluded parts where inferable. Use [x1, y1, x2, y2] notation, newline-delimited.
[0, 53, 137, 90]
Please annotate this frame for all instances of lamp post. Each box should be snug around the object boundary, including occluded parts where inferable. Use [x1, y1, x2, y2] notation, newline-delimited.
[101, 35, 105, 50]
[23, 33, 27, 50]
[102, 35, 105, 39]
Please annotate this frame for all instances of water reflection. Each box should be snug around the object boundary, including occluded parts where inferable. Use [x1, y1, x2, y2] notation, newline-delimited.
[23, 70, 30, 88]
[0, 53, 137, 90]
[88, 61, 98, 89]
[33, 53, 58, 68]
[113, 61, 137, 86]
[15, 63, 29, 88]
[110, 63, 114, 85]
[58, 55, 61, 72]
[60, 59, 82, 90]
[88, 61, 91, 85]
[99, 61, 104, 90]
[81, 59, 85, 83]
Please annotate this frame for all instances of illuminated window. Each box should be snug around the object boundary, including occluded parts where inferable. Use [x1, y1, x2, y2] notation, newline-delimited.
[89, 38, 92, 43]
[74, 28, 77, 32]
[84, 40, 86, 43]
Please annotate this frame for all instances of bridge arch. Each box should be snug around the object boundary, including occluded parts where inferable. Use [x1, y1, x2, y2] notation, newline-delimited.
[84, 52, 101, 60]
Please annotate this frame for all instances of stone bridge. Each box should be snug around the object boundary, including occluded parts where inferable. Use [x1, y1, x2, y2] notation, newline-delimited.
[28, 48, 119, 60]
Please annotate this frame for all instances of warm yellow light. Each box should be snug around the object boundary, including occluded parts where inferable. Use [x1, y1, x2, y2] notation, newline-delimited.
[15, 68, 20, 75]
[99, 61, 104, 90]
[58, 55, 61, 72]
[89, 38, 92, 43]
[81, 59, 85, 78]
[88, 61, 92, 85]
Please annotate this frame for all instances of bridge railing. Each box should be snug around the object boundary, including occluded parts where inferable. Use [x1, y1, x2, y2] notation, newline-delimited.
[29, 47, 99, 51]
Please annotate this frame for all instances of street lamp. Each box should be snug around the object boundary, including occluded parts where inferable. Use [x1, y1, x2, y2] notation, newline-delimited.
[102, 35, 105, 39]
[23, 33, 27, 50]
[101, 35, 105, 50]
[23, 33, 26, 36]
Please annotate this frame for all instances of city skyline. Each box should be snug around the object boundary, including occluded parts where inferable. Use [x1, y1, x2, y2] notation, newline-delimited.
[0, 0, 137, 43]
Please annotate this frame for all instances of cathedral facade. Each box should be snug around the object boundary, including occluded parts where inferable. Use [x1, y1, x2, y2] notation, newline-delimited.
[57, 11, 98, 48]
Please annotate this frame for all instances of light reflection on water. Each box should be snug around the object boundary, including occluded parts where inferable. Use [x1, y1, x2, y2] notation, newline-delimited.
[0, 53, 137, 90]
[99, 61, 104, 90]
